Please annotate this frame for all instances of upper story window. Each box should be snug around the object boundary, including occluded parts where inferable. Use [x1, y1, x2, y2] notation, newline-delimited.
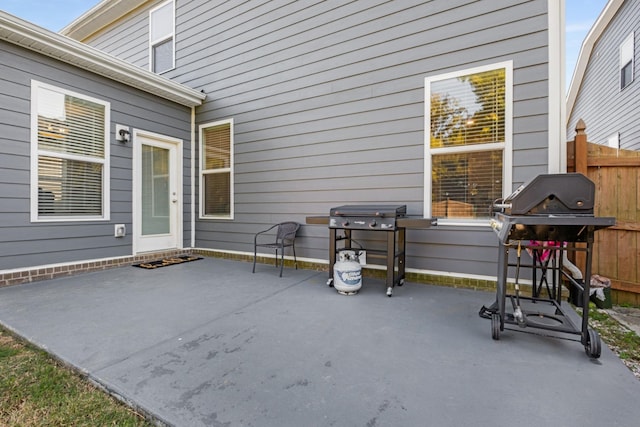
[620, 32, 634, 90]
[199, 119, 234, 219]
[31, 81, 110, 222]
[150, 0, 175, 74]
[424, 62, 512, 223]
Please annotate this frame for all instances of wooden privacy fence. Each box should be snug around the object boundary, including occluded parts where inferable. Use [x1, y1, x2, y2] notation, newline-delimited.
[567, 119, 640, 305]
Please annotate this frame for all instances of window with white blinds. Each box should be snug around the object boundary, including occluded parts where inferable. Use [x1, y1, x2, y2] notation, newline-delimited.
[31, 81, 110, 221]
[199, 119, 234, 219]
[425, 62, 512, 222]
[150, 0, 175, 74]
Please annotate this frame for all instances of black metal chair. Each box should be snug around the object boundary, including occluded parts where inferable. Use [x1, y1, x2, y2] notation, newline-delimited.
[252, 222, 300, 277]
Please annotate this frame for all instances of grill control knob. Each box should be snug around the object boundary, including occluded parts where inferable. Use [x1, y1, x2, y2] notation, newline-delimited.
[342, 220, 350, 227]
[369, 220, 377, 228]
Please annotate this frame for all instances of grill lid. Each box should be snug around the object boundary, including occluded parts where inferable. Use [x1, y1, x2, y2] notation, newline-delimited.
[500, 173, 595, 216]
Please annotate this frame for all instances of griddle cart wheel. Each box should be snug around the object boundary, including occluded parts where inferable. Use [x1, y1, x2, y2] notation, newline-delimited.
[585, 328, 602, 359]
[491, 313, 501, 340]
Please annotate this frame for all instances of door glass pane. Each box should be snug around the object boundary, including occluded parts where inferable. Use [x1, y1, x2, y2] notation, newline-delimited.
[142, 145, 170, 235]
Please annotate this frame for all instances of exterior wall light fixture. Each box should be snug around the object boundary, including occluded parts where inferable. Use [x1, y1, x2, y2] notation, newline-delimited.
[115, 124, 130, 143]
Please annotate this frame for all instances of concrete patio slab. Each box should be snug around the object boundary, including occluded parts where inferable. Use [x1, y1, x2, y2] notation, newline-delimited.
[1, 257, 639, 427]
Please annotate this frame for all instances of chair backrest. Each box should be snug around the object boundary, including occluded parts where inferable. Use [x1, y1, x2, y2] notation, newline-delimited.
[277, 222, 300, 243]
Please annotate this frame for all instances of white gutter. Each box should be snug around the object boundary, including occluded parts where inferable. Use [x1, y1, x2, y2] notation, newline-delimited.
[191, 107, 197, 248]
[0, 10, 205, 108]
[547, 0, 566, 173]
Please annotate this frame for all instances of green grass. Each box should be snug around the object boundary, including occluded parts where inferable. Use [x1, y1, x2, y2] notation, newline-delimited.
[584, 303, 640, 372]
[0, 327, 154, 427]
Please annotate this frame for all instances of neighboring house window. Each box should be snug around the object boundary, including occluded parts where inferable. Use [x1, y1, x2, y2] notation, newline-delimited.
[31, 81, 110, 222]
[150, 0, 175, 73]
[620, 32, 634, 90]
[200, 119, 234, 219]
[425, 62, 512, 222]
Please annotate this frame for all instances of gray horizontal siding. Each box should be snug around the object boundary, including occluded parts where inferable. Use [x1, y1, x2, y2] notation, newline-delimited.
[84, 0, 551, 279]
[0, 40, 192, 270]
[568, 0, 640, 150]
[190, 0, 549, 279]
[84, 3, 153, 69]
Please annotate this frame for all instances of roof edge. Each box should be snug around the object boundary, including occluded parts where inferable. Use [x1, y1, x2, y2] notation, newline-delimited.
[566, 0, 624, 122]
[61, 0, 147, 41]
[0, 10, 205, 107]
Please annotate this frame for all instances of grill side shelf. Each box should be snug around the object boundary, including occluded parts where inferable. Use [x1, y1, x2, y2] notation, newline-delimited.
[397, 217, 437, 228]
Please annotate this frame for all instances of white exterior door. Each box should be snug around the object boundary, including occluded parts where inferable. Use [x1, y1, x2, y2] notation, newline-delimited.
[133, 131, 182, 253]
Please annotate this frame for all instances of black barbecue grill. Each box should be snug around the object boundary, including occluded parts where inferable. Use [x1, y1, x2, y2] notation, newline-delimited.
[480, 173, 615, 358]
[307, 205, 435, 296]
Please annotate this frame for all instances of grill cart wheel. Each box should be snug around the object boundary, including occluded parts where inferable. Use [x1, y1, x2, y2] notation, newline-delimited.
[491, 313, 501, 340]
[585, 328, 601, 359]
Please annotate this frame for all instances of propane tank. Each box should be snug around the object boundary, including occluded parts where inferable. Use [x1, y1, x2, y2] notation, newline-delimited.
[333, 250, 362, 295]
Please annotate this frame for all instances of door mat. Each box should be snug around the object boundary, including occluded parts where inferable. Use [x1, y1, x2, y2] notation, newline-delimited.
[133, 255, 203, 269]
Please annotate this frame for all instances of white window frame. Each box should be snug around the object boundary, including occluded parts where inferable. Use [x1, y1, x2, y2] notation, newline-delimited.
[30, 80, 110, 222]
[424, 61, 513, 226]
[620, 32, 634, 90]
[199, 118, 234, 220]
[149, 0, 175, 74]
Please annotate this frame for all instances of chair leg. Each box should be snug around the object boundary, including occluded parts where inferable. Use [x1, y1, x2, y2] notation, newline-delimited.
[280, 247, 284, 277]
[293, 243, 297, 270]
[274, 250, 279, 268]
[252, 246, 257, 273]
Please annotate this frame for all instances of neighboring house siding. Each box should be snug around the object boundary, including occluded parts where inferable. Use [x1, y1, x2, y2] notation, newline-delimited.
[0, 40, 192, 270]
[568, 0, 640, 150]
[83, 0, 551, 278]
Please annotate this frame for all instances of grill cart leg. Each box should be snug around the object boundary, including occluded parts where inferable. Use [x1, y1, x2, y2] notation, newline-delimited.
[512, 242, 526, 327]
[328, 228, 336, 286]
[496, 241, 509, 332]
[384, 227, 406, 297]
[386, 230, 396, 297]
[397, 227, 406, 286]
[581, 239, 602, 359]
